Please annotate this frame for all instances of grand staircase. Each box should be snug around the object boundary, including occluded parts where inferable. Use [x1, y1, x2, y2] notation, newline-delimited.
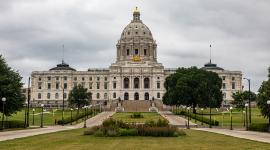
[110, 100, 164, 112]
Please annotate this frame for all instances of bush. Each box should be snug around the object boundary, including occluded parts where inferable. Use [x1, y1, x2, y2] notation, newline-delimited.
[175, 111, 219, 126]
[84, 126, 100, 135]
[57, 110, 93, 125]
[131, 112, 143, 118]
[137, 126, 181, 137]
[145, 119, 169, 127]
[248, 123, 269, 132]
[2, 120, 25, 128]
[119, 128, 138, 136]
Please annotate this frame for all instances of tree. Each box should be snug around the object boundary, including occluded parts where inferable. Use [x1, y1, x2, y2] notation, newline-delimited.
[68, 84, 91, 109]
[0, 55, 25, 116]
[163, 67, 223, 112]
[232, 91, 257, 110]
[257, 67, 270, 119]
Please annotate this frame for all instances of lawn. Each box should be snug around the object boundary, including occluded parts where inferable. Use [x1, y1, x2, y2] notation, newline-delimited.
[176, 107, 268, 128]
[0, 129, 269, 150]
[5, 108, 95, 126]
[112, 112, 164, 123]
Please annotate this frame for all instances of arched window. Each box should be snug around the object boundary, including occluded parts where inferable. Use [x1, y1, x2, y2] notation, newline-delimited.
[157, 92, 160, 98]
[124, 77, 129, 89]
[104, 93, 108, 99]
[124, 92, 129, 100]
[55, 93, 59, 99]
[97, 93, 100, 99]
[145, 93, 149, 100]
[47, 93, 51, 99]
[144, 77, 150, 89]
[134, 77, 140, 89]
[134, 92, 139, 100]
[38, 93, 42, 99]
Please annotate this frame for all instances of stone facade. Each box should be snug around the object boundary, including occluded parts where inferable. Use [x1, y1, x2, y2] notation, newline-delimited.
[30, 8, 242, 107]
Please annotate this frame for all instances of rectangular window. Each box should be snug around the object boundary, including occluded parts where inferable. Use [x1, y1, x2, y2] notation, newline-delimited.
[73, 82, 77, 87]
[104, 82, 108, 89]
[38, 82, 42, 89]
[38, 93, 41, 99]
[144, 49, 147, 55]
[89, 82, 92, 89]
[47, 83, 51, 89]
[113, 93, 116, 98]
[232, 82, 236, 90]
[97, 83, 100, 89]
[135, 49, 139, 55]
[113, 82, 116, 89]
[82, 77, 85, 81]
[105, 77, 107, 81]
[47, 93, 50, 99]
[232, 77, 235, 81]
[97, 77, 100, 81]
[127, 49, 130, 55]
[56, 76, 59, 80]
[157, 82, 160, 89]
[63, 93, 67, 99]
[56, 83, 59, 89]
[222, 83, 226, 89]
[64, 83, 67, 89]
[74, 77, 77, 81]
[47, 76, 51, 81]
[81, 82, 85, 87]
[64, 76, 67, 81]
[89, 77, 92, 81]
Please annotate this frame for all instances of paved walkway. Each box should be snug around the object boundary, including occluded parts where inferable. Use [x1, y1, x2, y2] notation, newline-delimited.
[159, 111, 197, 127]
[0, 111, 115, 142]
[194, 128, 270, 144]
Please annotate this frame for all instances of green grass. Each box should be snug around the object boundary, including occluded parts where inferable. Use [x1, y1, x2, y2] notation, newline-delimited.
[0, 129, 269, 150]
[5, 108, 88, 126]
[112, 112, 164, 123]
[176, 107, 268, 128]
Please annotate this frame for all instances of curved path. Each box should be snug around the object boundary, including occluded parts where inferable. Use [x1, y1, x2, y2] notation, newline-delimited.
[0, 112, 115, 142]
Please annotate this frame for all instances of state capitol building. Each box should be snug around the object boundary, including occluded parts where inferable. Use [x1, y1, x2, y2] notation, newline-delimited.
[30, 8, 242, 108]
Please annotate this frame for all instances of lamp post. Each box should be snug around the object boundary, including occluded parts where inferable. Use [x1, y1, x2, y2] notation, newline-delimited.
[187, 107, 190, 129]
[267, 100, 270, 132]
[70, 108, 73, 125]
[24, 101, 28, 128]
[40, 104, 44, 128]
[245, 103, 249, 130]
[83, 106, 87, 128]
[243, 78, 251, 124]
[27, 77, 31, 128]
[62, 77, 65, 126]
[209, 107, 212, 128]
[230, 106, 233, 130]
[243, 111, 246, 127]
[201, 108, 204, 125]
[32, 108, 35, 126]
[1, 97, 6, 130]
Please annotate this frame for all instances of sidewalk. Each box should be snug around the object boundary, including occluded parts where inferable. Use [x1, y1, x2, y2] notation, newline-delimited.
[159, 111, 197, 127]
[193, 128, 270, 144]
[0, 111, 115, 142]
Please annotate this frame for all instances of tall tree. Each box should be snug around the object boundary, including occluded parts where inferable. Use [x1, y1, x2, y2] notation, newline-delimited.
[0, 55, 24, 116]
[257, 67, 270, 119]
[68, 84, 91, 109]
[163, 67, 223, 112]
[232, 91, 257, 109]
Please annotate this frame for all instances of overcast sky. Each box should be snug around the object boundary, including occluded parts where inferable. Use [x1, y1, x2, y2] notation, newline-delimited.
[0, 0, 269, 92]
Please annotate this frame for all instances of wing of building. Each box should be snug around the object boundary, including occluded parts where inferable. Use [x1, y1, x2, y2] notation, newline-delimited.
[30, 8, 242, 108]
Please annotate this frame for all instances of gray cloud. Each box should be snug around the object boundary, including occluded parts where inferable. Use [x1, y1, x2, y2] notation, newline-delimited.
[0, 0, 270, 92]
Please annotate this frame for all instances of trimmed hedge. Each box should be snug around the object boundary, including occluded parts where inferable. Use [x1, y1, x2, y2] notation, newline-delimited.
[2, 120, 25, 128]
[131, 112, 143, 118]
[175, 111, 219, 126]
[248, 123, 269, 132]
[57, 111, 93, 125]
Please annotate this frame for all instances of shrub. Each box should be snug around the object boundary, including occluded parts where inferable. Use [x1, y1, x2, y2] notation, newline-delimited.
[131, 112, 143, 118]
[248, 123, 269, 132]
[2, 120, 25, 128]
[84, 126, 100, 135]
[175, 111, 219, 126]
[137, 126, 182, 137]
[119, 128, 138, 136]
[145, 119, 169, 127]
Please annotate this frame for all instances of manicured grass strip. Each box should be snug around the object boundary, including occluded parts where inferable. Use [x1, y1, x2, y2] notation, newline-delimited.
[0, 129, 269, 150]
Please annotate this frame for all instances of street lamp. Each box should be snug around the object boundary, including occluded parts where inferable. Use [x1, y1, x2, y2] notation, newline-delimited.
[245, 103, 249, 130]
[83, 106, 87, 128]
[243, 111, 246, 127]
[243, 78, 251, 124]
[1, 97, 6, 130]
[32, 108, 35, 126]
[187, 107, 190, 129]
[40, 104, 44, 128]
[230, 106, 233, 130]
[70, 108, 73, 125]
[267, 100, 270, 132]
[24, 101, 28, 128]
[201, 108, 204, 125]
